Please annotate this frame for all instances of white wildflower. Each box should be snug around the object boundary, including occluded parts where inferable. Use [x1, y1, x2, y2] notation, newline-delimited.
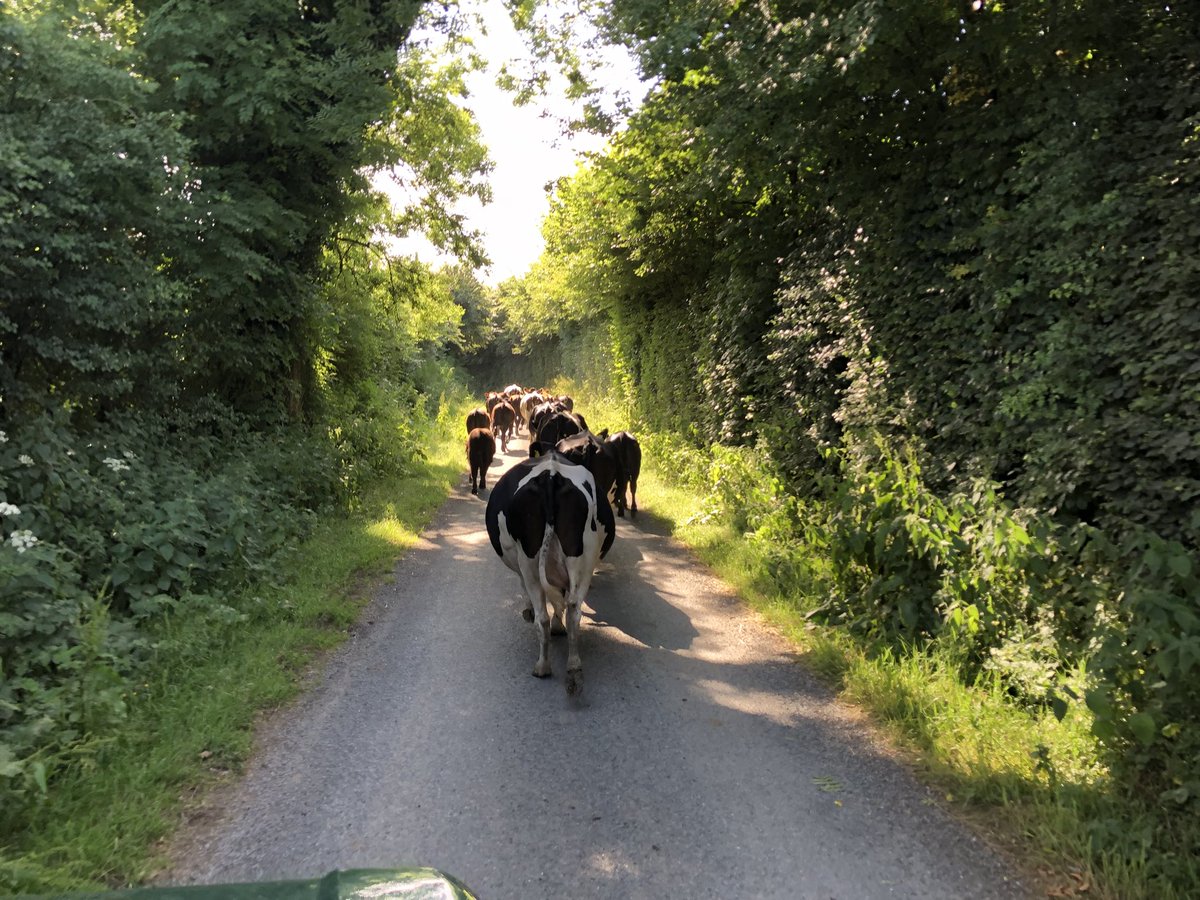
[18, 454, 33, 466]
[0, 502, 19, 517]
[103, 457, 131, 473]
[0, 430, 7, 443]
[123, 450, 136, 460]
[9, 530, 38, 553]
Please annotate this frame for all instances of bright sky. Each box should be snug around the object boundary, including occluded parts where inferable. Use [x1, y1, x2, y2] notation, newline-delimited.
[385, 0, 648, 285]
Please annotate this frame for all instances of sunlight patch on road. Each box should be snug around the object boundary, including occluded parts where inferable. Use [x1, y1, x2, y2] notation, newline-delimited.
[585, 848, 639, 879]
[694, 678, 797, 727]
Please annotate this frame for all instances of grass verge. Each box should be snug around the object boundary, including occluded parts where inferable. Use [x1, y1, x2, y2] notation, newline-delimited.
[0, 417, 466, 895]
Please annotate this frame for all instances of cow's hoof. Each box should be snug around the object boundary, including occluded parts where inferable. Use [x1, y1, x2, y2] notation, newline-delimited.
[565, 668, 583, 696]
[532, 661, 552, 678]
[521, 607, 534, 622]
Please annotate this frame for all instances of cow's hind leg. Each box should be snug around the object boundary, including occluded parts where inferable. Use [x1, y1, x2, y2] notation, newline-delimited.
[563, 561, 596, 696]
[524, 585, 552, 677]
[564, 593, 584, 695]
[629, 475, 638, 517]
[531, 596, 552, 678]
[548, 588, 567, 635]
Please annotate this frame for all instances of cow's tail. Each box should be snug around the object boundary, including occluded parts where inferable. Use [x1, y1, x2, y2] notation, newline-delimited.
[536, 469, 560, 595]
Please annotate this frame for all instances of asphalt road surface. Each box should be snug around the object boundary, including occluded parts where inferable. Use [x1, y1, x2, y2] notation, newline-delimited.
[169, 436, 1025, 899]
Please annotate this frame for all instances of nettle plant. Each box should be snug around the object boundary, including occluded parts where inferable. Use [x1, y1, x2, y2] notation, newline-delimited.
[808, 442, 1065, 679]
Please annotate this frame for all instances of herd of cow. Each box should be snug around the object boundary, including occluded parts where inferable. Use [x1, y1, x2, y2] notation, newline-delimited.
[463, 384, 642, 696]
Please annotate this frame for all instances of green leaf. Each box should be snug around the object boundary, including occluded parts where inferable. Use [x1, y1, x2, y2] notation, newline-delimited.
[1084, 689, 1112, 718]
[1049, 695, 1068, 722]
[1127, 712, 1157, 746]
[1159, 786, 1190, 805]
[1090, 717, 1117, 742]
[1167, 553, 1192, 579]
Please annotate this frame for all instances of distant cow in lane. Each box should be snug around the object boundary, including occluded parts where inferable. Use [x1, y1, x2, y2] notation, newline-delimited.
[519, 392, 544, 435]
[466, 407, 490, 433]
[466, 427, 496, 495]
[605, 431, 642, 518]
[485, 451, 614, 694]
[528, 400, 565, 440]
[491, 400, 517, 452]
[534, 410, 587, 447]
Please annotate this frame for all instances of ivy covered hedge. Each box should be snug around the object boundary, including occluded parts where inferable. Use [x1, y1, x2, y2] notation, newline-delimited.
[498, 0, 1200, 887]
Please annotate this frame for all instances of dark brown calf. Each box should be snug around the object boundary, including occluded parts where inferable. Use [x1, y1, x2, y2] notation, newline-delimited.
[491, 400, 516, 452]
[467, 427, 496, 495]
[605, 431, 641, 517]
[551, 431, 617, 519]
[466, 407, 490, 433]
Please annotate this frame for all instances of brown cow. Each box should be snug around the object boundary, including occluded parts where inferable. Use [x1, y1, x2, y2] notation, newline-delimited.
[527, 400, 566, 440]
[551, 431, 617, 519]
[466, 427, 496, 495]
[466, 407, 490, 433]
[491, 400, 516, 453]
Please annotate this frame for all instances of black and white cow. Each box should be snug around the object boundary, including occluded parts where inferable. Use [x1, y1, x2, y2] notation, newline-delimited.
[485, 450, 615, 695]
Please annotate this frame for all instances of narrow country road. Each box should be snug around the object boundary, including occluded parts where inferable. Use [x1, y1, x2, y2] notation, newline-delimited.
[168, 436, 1025, 899]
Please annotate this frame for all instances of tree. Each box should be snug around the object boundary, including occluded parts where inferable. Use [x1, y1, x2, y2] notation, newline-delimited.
[0, 5, 192, 421]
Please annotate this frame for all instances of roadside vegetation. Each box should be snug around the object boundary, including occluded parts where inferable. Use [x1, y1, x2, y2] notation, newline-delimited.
[1, 1, 485, 892]
[0, 403, 468, 893]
